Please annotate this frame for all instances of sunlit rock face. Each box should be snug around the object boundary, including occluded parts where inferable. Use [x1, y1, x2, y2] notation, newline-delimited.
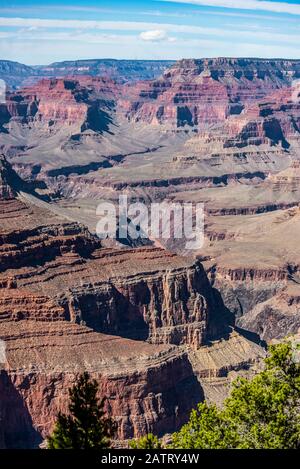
[0, 155, 261, 449]
[120, 58, 300, 130]
[2, 57, 299, 447]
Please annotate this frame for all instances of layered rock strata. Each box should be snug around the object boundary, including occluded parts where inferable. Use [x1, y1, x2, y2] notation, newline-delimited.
[0, 156, 263, 448]
[3, 77, 119, 132]
[121, 58, 300, 130]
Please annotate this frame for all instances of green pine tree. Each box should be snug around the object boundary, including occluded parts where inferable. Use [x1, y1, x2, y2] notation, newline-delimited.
[47, 372, 116, 449]
[130, 433, 162, 449]
[172, 342, 300, 449]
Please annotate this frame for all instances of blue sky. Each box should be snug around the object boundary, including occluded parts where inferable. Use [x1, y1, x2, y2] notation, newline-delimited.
[0, 0, 299, 64]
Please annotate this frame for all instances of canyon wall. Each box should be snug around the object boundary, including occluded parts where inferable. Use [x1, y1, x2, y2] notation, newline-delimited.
[0, 155, 253, 448]
[120, 58, 300, 129]
[2, 57, 299, 447]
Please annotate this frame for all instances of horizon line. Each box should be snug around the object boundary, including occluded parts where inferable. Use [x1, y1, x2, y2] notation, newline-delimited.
[2, 56, 300, 67]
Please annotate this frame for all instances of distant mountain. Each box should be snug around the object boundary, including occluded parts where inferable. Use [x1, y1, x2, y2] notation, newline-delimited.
[0, 60, 36, 88]
[0, 58, 175, 89]
[36, 59, 176, 82]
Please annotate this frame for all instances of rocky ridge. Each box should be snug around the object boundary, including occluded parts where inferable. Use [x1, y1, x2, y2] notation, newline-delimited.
[2, 58, 300, 444]
[0, 155, 264, 447]
[0, 59, 176, 89]
[121, 58, 300, 130]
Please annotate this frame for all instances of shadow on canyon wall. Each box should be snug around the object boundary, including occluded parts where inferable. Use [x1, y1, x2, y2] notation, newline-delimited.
[0, 370, 42, 449]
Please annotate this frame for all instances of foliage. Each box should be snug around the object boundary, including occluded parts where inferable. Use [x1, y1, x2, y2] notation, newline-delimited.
[130, 433, 162, 449]
[47, 372, 116, 449]
[172, 342, 300, 449]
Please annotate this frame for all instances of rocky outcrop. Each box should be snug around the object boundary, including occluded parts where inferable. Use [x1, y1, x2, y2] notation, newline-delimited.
[237, 284, 300, 341]
[223, 87, 300, 149]
[189, 330, 265, 405]
[207, 267, 286, 320]
[0, 321, 203, 447]
[0, 155, 256, 448]
[0, 210, 226, 347]
[0, 322, 264, 448]
[197, 200, 300, 342]
[0, 155, 17, 198]
[3, 77, 119, 133]
[0, 154, 225, 347]
[120, 58, 300, 130]
[120, 71, 229, 128]
[0, 60, 35, 89]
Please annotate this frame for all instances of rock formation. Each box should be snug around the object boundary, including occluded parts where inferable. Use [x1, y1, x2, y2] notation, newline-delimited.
[4, 77, 119, 131]
[2, 57, 300, 447]
[120, 58, 300, 130]
[0, 155, 264, 448]
[37, 59, 176, 83]
[0, 60, 35, 89]
[1, 58, 299, 190]
[0, 59, 176, 89]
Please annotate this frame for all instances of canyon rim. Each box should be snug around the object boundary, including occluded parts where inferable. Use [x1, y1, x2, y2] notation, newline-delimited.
[0, 0, 300, 453]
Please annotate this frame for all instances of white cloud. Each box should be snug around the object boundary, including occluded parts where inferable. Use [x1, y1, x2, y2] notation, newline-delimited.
[159, 0, 300, 15]
[0, 17, 299, 45]
[140, 29, 168, 41]
[1, 34, 300, 65]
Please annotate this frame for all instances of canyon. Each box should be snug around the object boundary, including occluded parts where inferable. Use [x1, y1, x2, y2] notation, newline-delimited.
[0, 154, 264, 447]
[0, 59, 175, 89]
[1, 57, 300, 447]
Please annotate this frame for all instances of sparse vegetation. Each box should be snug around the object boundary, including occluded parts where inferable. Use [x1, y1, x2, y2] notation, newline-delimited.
[172, 342, 300, 449]
[47, 372, 116, 449]
[130, 433, 162, 449]
[47, 343, 300, 450]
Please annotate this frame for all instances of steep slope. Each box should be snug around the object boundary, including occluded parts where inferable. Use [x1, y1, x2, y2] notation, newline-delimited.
[3, 77, 119, 131]
[1, 57, 300, 347]
[0, 60, 36, 89]
[121, 58, 300, 129]
[0, 155, 17, 198]
[0, 155, 264, 447]
[0, 76, 171, 185]
[1, 58, 299, 189]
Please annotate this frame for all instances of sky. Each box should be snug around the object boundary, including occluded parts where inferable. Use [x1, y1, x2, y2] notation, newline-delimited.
[0, 0, 299, 64]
